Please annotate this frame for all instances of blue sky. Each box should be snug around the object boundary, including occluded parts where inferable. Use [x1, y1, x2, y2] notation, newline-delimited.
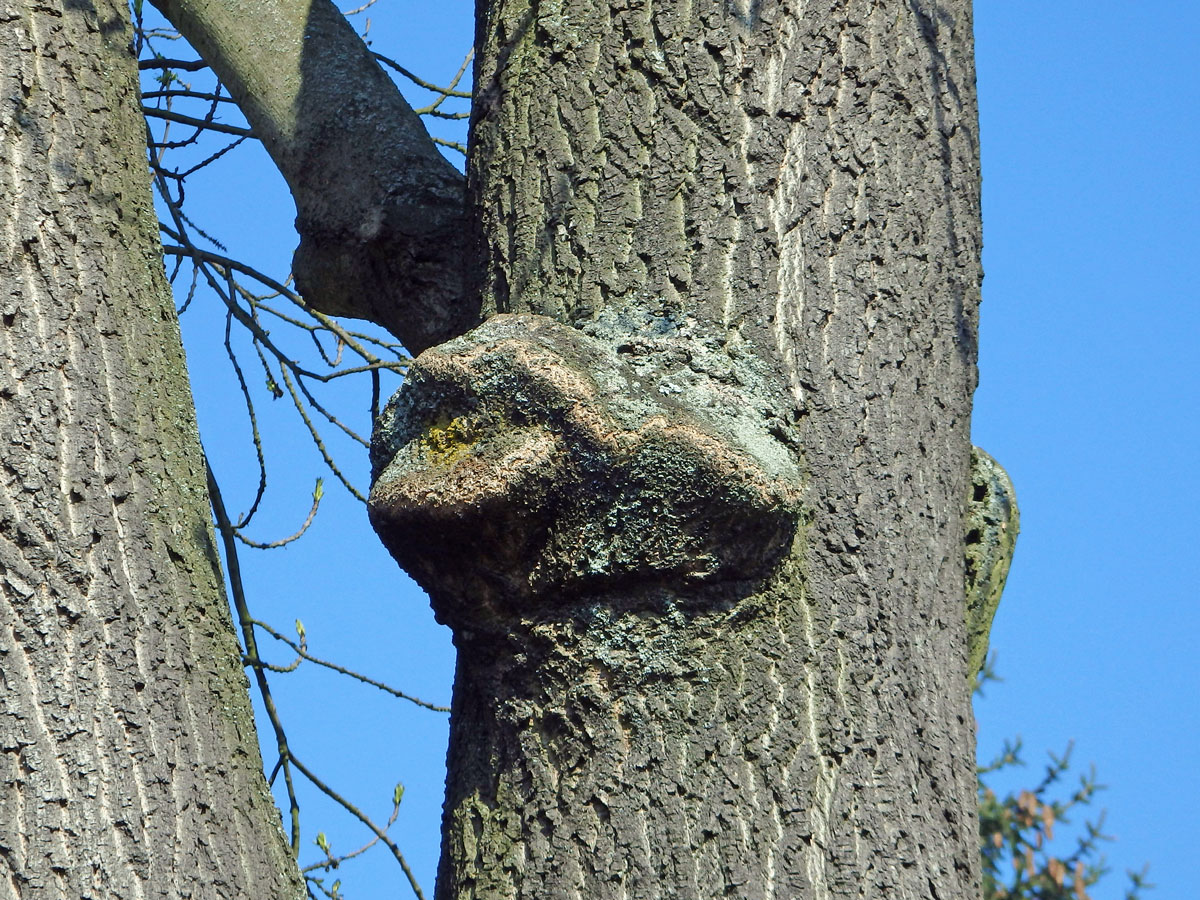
[154, 0, 1198, 896]
[971, 1, 1198, 895]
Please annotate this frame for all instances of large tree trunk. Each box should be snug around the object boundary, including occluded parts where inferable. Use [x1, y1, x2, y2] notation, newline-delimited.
[0, 3, 302, 897]
[368, 0, 985, 897]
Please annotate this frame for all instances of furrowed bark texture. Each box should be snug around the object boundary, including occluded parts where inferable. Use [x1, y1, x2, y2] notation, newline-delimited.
[371, 0, 984, 896]
[150, 0, 478, 353]
[0, 3, 302, 897]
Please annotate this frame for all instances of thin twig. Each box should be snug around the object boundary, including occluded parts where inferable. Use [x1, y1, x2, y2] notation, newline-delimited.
[289, 755, 427, 900]
[302, 792, 401, 873]
[139, 57, 208, 71]
[287, 365, 370, 446]
[277, 365, 369, 501]
[175, 263, 199, 314]
[143, 106, 253, 138]
[177, 135, 249, 178]
[414, 48, 474, 116]
[205, 456, 303, 855]
[154, 186, 228, 251]
[373, 52, 472, 98]
[158, 242, 409, 373]
[251, 619, 451, 712]
[222, 308, 270, 528]
[142, 89, 236, 103]
[236, 480, 324, 549]
[431, 136, 467, 155]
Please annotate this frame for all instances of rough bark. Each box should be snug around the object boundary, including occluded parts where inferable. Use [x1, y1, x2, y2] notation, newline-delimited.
[150, 0, 479, 353]
[0, 3, 303, 897]
[370, 0, 985, 897]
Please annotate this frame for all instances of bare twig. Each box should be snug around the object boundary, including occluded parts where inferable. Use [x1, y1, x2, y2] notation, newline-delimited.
[251, 619, 451, 712]
[221, 308, 270, 528]
[420, 109, 470, 120]
[277, 365, 368, 501]
[157, 242, 409, 373]
[236, 480, 324, 549]
[143, 106, 254, 138]
[175, 135, 250, 178]
[431, 136, 467, 155]
[139, 56, 208, 71]
[302, 787, 402, 874]
[373, 51, 471, 98]
[142, 88, 236, 104]
[205, 457, 303, 855]
[413, 48, 473, 116]
[289, 755, 427, 900]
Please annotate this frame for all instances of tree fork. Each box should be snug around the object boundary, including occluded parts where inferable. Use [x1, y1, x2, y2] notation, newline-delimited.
[150, 0, 479, 353]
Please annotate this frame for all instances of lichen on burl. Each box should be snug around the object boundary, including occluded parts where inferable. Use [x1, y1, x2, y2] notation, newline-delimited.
[367, 313, 803, 632]
[415, 412, 480, 465]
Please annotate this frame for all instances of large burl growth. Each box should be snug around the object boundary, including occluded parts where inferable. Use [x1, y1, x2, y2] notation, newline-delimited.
[369, 313, 802, 632]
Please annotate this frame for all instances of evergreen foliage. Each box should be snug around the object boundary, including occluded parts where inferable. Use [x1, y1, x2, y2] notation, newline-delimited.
[977, 665, 1151, 900]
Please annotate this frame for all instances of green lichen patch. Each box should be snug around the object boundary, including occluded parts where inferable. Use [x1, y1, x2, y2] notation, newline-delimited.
[416, 411, 482, 465]
[965, 447, 1020, 685]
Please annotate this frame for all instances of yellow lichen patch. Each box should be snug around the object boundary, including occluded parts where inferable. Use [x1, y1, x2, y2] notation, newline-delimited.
[416, 412, 481, 465]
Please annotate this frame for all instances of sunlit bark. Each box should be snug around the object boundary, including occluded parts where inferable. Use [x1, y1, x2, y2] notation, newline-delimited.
[0, 3, 303, 896]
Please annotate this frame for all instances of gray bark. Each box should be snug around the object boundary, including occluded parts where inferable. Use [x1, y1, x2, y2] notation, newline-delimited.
[0, 2, 303, 897]
[150, 0, 479, 354]
[369, 0, 986, 897]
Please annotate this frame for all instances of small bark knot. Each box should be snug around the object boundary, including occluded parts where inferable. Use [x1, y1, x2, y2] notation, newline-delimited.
[368, 313, 801, 630]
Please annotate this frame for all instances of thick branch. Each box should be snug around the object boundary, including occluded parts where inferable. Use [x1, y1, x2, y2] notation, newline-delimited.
[150, 0, 479, 352]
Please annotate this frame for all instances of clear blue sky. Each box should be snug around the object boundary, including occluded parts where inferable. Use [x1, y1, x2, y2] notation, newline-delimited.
[152, 1, 1199, 896]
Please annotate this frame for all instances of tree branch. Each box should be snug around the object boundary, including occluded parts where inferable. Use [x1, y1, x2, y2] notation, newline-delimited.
[143, 105, 254, 137]
[149, 0, 479, 352]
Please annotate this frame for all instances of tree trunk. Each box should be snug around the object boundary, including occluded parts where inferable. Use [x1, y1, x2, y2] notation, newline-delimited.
[0, 3, 302, 897]
[369, 0, 985, 897]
